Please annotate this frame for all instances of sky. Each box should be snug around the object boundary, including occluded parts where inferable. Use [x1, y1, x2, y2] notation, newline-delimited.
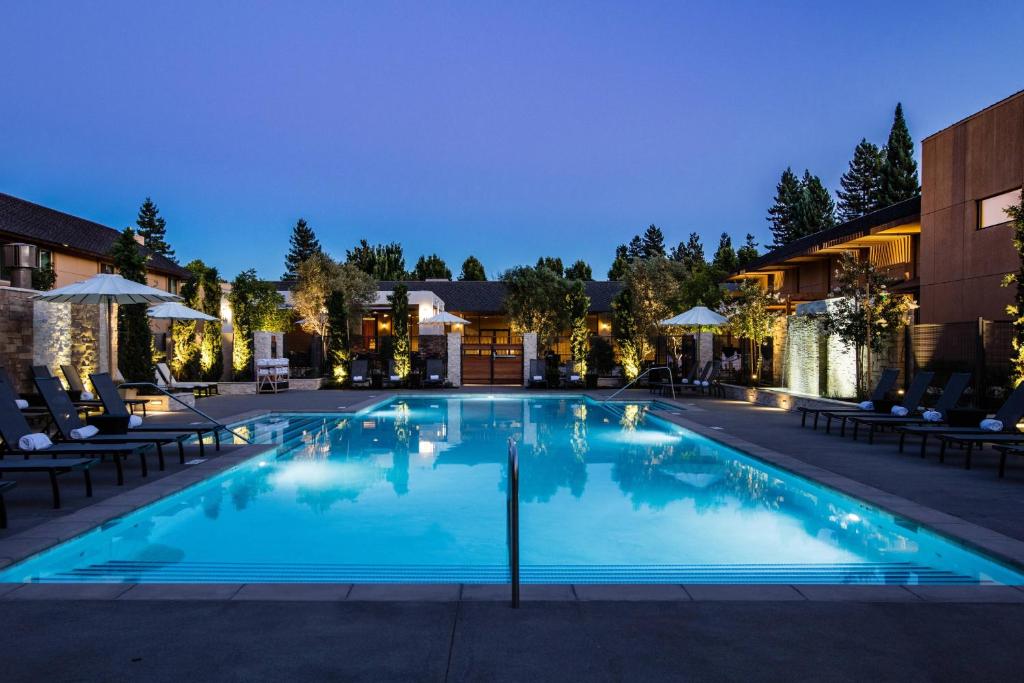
[1, 1, 1022, 280]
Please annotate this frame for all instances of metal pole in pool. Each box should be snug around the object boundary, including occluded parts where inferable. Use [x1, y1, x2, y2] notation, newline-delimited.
[507, 436, 520, 608]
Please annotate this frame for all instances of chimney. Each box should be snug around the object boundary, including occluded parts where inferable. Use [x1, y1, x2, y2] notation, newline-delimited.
[2, 242, 39, 289]
[133, 233, 145, 246]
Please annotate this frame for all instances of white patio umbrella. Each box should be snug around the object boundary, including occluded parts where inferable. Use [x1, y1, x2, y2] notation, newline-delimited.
[34, 274, 182, 378]
[419, 312, 471, 326]
[147, 301, 218, 321]
[660, 306, 728, 367]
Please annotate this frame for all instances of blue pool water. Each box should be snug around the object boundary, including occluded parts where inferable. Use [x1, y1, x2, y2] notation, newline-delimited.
[2, 396, 1022, 585]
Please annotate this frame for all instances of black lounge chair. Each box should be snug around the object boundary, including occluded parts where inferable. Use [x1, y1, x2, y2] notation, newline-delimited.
[847, 372, 971, 443]
[991, 444, 1024, 478]
[527, 359, 547, 389]
[839, 370, 939, 441]
[897, 383, 1024, 461]
[381, 360, 405, 389]
[422, 359, 445, 388]
[0, 367, 48, 420]
[0, 480, 13, 527]
[563, 363, 585, 389]
[35, 376, 189, 474]
[680, 362, 713, 393]
[797, 368, 900, 430]
[62, 364, 148, 416]
[676, 362, 700, 387]
[823, 370, 924, 436]
[32, 365, 104, 414]
[90, 373, 225, 456]
[349, 359, 371, 388]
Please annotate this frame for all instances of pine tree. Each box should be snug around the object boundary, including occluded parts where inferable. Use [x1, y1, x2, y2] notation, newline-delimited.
[536, 256, 564, 277]
[736, 234, 759, 268]
[794, 170, 836, 238]
[109, 227, 153, 382]
[626, 235, 644, 260]
[670, 232, 705, 272]
[837, 139, 885, 222]
[459, 256, 486, 281]
[282, 218, 322, 279]
[879, 102, 920, 207]
[565, 259, 593, 281]
[712, 233, 738, 273]
[136, 197, 175, 262]
[640, 224, 666, 258]
[412, 254, 452, 280]
[767, 168, 802, 247]
[608, 245, 630, 280]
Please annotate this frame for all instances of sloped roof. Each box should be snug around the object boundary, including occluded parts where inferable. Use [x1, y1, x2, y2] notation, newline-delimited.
[0, 192, 190, 278]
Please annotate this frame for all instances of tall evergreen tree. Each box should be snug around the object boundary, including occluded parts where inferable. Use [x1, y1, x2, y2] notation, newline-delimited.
[109, 227, 153, 382]
[670, 232, 706, 272]
[711, 233, 738, 273]
[626, 235, 644, 260]
[736, 233, 760, 268]
[565, 259, 593, 281]
[135, 197, 175, 262]
[836, 139, 885, 222]
[879, 102, 920, 207]
[282, 218, 322, 279]
[536, 256, 564, 277]
[411, 254, 452, 280]
[459, 255, 486, 281]
[794, 170, 836, 238]
[608, 245, 630, 280]
[345, 239, 405, 280]
[767, 168, 802, 247]
[640, 224, 667, 258]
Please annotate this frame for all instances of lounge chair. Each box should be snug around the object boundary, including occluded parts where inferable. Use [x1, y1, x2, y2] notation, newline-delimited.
[797, 368, 900, 430]
[701, 365, 724, 397]
[35, 376, 190, 474]
[680, 362, 713, 393]
[676, 362, 700, 387]
[381, 360, 405, 389]
[349, 359, 371, 388]
[32, 365, 104, 414]
[847, 372, 971, 443]
[527, 359, 547, 389]
[90, 373, 225, 456]
[156, 362, 218, 397]
[822, 370, 926, 436]
[564, 363, 585, 389]
[991, 444, 1024, 478]
[62, 364, 148, 416]
[647, 366, 673, 396]
[897, 383, 1024, 461]
[422, 358, 445, 388]
[0, 479, 13, 527]
[0, 367, 49, 420]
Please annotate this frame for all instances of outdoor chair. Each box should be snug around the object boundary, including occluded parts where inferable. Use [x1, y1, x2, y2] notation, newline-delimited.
[680, 362, 713, 393]
[35, 376, 189, 475]
[797, 368, 900, 430]
[32, 365, 104, 414]
[846, 372, 971, 443]
[0, 367, 49, 420]
[527, 359, 547, 389]
[822, 369, 915, 435]
[91, 373, 225, 456]
[991, 444, 1024, 478]
[564, 363, 584, 389]
[62, 364, 148, 415]
[896, 383, 1024, 461]
[381, 360, 405, 389]
[349, 359, 371, 388]
[0, 480, 13, 527]
[676, 362, 700, 387]
[156, 362, 218, 397]
[422, 359, 445, 388]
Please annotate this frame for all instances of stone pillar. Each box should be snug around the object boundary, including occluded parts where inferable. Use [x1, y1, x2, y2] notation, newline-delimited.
[253, 331, 284, 362]
[698, 331, 714, 367]
[0, 287, 39, 394]
[522, 332, 538, 386]
[446, 332, 462, 387]
[33, 299, 72, 386]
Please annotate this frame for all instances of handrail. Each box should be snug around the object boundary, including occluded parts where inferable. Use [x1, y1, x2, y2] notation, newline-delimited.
[119, 382, 252, 445]
[603, 365, 675, 402]
[507, 436, 520, 608]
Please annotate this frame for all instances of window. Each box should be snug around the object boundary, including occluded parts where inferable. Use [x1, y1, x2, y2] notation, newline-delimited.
[99, 262, 115, 274]
[38, 249, 53, 269]
[978, 188, 1022, 229]
[167, 277, 178, 293]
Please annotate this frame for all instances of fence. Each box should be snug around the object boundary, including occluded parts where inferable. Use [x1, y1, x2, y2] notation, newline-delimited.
[909, 319, 1013, 410]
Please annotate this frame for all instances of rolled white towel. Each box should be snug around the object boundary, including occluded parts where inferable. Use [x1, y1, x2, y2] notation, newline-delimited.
[15, 399, 29, 409]
[429, 374, 440, 381]
[701, 380, 710, 387]
[680, 379, 689, 384]
[352, 375, 363, 381]
[18, 433, 53, 450]
[390, 375, 401, 382]
[570, 375, 580, 381]
[980, 419, 1003, 432]
[922, 410, 942, 422]
[858, 401, 874, 411]
[69, 424, 99, 440]
[891, 405, 909, 417]
[532, 375, 543, 381]
[129, 415, 144, 428]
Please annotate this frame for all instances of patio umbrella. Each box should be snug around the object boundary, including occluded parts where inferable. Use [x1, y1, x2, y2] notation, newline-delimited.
[34, 274, 182, 378]
[419, 312, 471, 326]
[660, 306, 728, 367]
[147, 301, 218, 321]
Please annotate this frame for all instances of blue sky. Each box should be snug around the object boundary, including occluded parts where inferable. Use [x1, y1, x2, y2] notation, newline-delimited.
[1, 1, 1022, 280]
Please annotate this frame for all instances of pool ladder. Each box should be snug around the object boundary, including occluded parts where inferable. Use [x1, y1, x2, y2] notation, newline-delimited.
[602, 365, 676, 402]
[120, 382, 252, 444]
[507, 436, 520, 608]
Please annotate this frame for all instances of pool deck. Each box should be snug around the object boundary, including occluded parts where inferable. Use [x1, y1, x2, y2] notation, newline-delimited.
[3, 388, 1024, 680]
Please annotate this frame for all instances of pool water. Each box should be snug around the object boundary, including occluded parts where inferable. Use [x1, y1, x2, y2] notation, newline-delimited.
[3, 396, 1022, 585]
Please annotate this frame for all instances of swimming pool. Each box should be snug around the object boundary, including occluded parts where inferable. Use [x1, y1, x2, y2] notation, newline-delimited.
[2, 396, 1022, 585]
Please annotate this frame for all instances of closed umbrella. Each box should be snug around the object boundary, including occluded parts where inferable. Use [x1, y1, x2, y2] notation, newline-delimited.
[420, 311, 471, 334]
[660, 306, 728, 367]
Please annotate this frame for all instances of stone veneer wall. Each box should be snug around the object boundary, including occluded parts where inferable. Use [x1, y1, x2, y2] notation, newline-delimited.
[446, 333, 461, 387]
[1, 286, 37, 393]
[522, 332, 538, 386]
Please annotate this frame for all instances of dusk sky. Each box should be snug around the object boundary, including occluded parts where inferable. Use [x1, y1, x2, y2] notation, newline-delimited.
[2, 1, 1022, 280]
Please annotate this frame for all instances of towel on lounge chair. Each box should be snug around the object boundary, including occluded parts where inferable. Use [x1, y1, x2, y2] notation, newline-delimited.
[533, 375, 543, 381]
[390, 375, 401, 382]
[69, 425, 99, 440]
[80, 391, 94, 400]
[891, 405, 909, 416]
[701, 380, 709, 387]
[980, 419, 1003, 432]
[15, 399, 28, 409]
[18, 433, 52, 450]
[859, 401, 874, 410]
[922, 410, 942, 422]
[570, 374, 580, 381]
[129, 415, 144, 428]
[429, 374, 440, 381]
[352, 375, 363, 381]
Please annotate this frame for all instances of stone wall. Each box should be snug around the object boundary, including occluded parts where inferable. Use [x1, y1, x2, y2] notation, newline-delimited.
[419, 335, 446, 359]
[522, 332, 538, 386]
[1, 287, 37, 393]
[253, 331, 285, 362]
[446, 333, 461, 387]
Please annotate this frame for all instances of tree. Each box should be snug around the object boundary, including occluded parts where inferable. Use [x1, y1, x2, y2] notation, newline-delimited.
[565, 260, 593, 281]
[388, 283, 411, 377]
[640, 225, 667, 258]
[837, 139, 884, 222]
[611, 287, 642, 380]
[292, 253, 339, 374]
[712, 233, 738, 273]
[819, 252, 910, 397]
[767, 168, 802, 247]
[459, 255, 486, 281]
[1001, 194, 1024, 386]
[109, 227, 153, 382]
[31, 259, 57, 291]
[612, 258, 679, 379]
[878, 102, 920, 207]
[326, 264, 378, 381]
[566, 280, 591, 376]
[626, 235, 644, 260]
[171, 261, 204, 379]
[795, 170, 836, 238]
[346, 239, 406, 280]
[536, 256, 564, 277]
[720, 279, 780, 383]
[282, 218, 322, 279]
[736, 234, 759, 269]
[411, 254, 452, 280]
[135, 197, 175, 262]
[198, 263, 223, 381]
[502, 266, 570, 350]
[670, 233, 706, 273]
[228, 269, 289, 380]
[608, 245, 630, 280]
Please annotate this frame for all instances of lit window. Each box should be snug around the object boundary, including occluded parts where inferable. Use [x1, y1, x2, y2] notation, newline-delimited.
[978, 188, 1022, 229]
